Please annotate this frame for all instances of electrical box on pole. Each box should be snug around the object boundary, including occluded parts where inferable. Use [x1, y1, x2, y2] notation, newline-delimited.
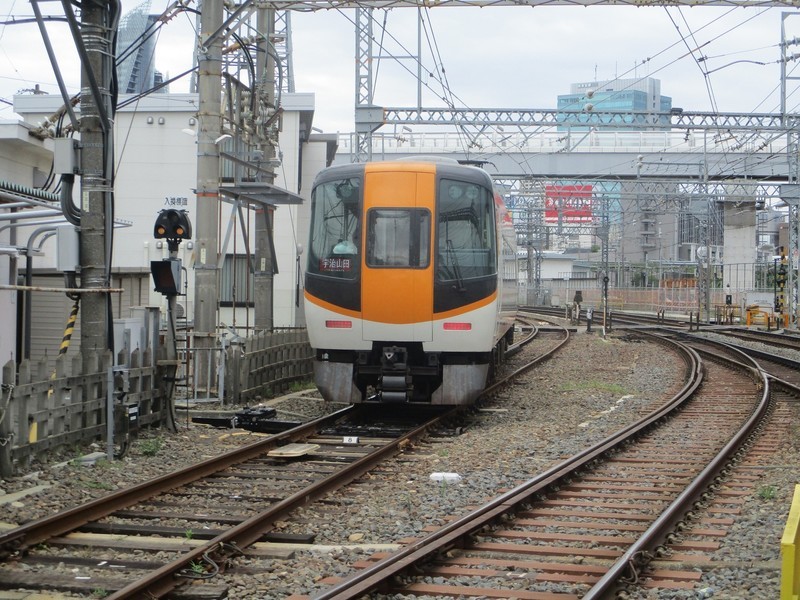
[53, 138, 79, 174]
[56, 224, 80, 273]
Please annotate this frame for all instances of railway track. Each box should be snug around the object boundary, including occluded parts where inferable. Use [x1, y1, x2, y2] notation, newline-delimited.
[710, 326, 800, 353]
[672, 328, 800, 394]
[0, 317, 557, 599]
[522, 305, 687, 330]
[0, 405, 461, 598]
[305, 331, 774, 599]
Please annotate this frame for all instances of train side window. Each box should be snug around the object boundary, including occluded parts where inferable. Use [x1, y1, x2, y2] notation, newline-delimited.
[307, 177, 361, 279]
[366, 208, 430, 268]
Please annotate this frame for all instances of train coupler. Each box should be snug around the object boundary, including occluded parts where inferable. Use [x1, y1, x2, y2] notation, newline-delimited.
[378, 346, 411, 402]
[378, 374, 411, 402]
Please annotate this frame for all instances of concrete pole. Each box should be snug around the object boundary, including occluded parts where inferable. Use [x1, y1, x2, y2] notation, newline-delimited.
[254, 206, 274, 331]
[526, 202, 533, 306]
[254, 6, 276, 331]
[780, 13, 799, 328]
[79, 1, 110, 354]
[193, 0, 223, 391]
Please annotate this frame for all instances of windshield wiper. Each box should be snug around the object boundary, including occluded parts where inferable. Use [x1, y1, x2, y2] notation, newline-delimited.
[446, 239, 466, 292]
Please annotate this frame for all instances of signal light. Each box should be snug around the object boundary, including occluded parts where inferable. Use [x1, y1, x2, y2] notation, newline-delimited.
[154, 209, 192, 240]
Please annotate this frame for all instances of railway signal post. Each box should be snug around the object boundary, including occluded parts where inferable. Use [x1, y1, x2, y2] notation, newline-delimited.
[150, 208, 192, 430]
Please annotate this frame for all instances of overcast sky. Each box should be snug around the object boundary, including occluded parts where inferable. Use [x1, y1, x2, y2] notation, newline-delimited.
[1, 2, 798, 133]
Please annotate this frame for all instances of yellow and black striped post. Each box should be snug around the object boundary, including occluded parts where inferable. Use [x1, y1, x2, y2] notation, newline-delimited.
[59, 299, 80, 356]
[35, 299, 81, 444]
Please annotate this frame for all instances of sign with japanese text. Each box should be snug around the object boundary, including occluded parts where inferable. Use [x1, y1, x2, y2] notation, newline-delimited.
[320, 257, 353, 272]
[544, 185, 593, 223]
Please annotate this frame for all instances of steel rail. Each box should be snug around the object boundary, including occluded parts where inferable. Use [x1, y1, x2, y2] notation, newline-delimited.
[503, 314, 541, 357]
[713, 328, 800, 352]
[312, 334, 703, 599]
[0, 405, 354, 557]
[103, 405, 462, 599]
[484, 314, 569, 397]
[0, 313, 549, 594]
[608, 311, 687, 327]
[679, 330, 800, 400]
[708, 337, 800, 385]
[583, 331, 772, 598]
[523, 305, 689, 329]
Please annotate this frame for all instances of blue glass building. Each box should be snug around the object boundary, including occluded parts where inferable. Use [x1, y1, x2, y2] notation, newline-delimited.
[557, 77, 672, 130]
[117, 0, 166, 95]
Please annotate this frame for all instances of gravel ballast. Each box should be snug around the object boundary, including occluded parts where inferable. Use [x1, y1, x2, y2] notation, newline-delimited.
[0, 326, 797, 599]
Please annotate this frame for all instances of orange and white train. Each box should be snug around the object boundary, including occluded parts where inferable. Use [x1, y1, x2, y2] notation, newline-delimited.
[304, 158, 518, 405]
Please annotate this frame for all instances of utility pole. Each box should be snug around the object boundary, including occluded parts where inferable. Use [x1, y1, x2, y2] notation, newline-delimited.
[193, 0, 223, 392]
[599, 194, 610, 333]
[79, 0, 112, 354]
[525, 200, 534, 305]
[781, 12, 800, 327]
[254, 6, 277, 331]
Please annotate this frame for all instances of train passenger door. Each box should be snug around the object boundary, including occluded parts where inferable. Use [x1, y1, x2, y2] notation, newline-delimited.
[361, 166, 435, 342]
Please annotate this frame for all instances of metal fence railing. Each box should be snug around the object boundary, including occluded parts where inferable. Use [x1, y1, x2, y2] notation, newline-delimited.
[175, 328, 314, 405]
[0, 347, 168, 476]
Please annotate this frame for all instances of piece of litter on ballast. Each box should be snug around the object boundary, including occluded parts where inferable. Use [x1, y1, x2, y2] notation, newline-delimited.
[429, 472, 462, 483]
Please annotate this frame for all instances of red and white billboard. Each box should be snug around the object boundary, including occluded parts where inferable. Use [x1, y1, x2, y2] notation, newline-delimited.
[544, 184, 593, 223]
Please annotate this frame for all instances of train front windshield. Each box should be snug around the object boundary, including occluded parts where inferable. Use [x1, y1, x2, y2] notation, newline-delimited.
[437, 180, 496, 281]
[366, 209, 430, 268]
[308, 173, 496, 285]
[308, 177, 361, 280]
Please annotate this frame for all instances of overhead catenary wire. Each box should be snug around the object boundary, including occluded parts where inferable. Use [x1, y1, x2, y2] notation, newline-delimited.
[6, 4, 797, 228]
[336, 3, 788, 191]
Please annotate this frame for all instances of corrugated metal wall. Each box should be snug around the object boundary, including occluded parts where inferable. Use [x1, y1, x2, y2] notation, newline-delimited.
[27, 273, 150, 372]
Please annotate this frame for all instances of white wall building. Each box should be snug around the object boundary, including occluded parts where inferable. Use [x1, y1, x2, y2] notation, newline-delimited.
[0, 120, 57, 367]
[2, 91, 335, 367]
[723, 203, 758, 292]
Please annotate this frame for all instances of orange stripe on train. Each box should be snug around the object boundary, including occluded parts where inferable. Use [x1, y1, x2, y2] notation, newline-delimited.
[304, 289, 498, 324]
[303, 291, 362, 319]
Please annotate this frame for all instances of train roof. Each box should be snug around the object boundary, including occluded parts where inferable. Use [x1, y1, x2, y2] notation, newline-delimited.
[313, 159, 493, 187]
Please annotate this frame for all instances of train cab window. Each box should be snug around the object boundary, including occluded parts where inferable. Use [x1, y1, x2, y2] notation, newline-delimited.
[437, 180, 496, 281]
[366, 208, 430, 268]
[307, 177, 361, 279]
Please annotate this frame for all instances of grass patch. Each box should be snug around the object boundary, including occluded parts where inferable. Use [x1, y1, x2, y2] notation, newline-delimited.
[138, 437, 163, 457]
[83, 480, 114, 491]
[190, 561, 205, 575]
[93, 458, 118, 470]
[288, 379, 314, 393]
[758, 485, 777, 501]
